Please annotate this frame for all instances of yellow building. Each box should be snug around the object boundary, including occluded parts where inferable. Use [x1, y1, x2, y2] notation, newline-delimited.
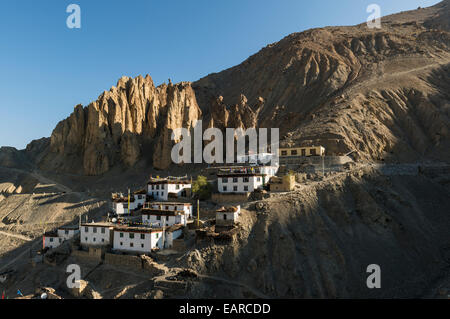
[269, 175, 296, 192]
[279, 145, 325, 157]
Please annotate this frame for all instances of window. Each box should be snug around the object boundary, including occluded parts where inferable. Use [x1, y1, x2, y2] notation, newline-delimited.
[140, 234, 145, 240]
[93, 227, 97, 233]
[93, 237, 96, 242]
[257, 177, 261, 182]
[301, 149, 306, 156]
[176, 184, 180, 189]
[102, 238, 105, 242]
[85, 237, 88, 241]
[129, 233, 134, 239]
[223, 214, 227, 220]
[157, 216, 161, 221]
[156, 192, 159, 196]
[120, 242, 123, 246]
[161, 192, 164, 197]
[120, 232, 124, 238]
[233, 177, 238, 183]
[223, 186, 227, 192]
[101, 228, 105, 234]
[138, 195, 142, 199]
[291, 150, 297, 155]
[50, 238, 53, 242]
[85, 227, 88, 232]
[156, 185, 159, 190]
[130, 243, 134, 248]
[244, 186, 248, 192]
[65, 230, 69, 235]
[281, 150, 287, 156]
[233, 186, 238, 192]
[222, 178, 228, 183]
[310, 149, 316, 155]
[59, 238, 62, 243]
[156, 233, 159, 238]
[151, 185, 154, 190]
[141, 244, 144, 248]
[243, 177, 249, 183]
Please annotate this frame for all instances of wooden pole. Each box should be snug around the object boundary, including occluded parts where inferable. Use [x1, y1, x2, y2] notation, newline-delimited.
[197, 199, 200, 228]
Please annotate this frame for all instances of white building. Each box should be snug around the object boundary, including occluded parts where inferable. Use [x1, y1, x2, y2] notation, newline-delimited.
[80, 222, 114, 247]
[144, 202, 192, 218]
[164, 225, 184, 249]
[57, 225, 80, 241]
[112, 226, 163, 253]
[112, 190, 146, 216]
[217, 166, 278, 193]
[236, 153, 277, 165]
[43, 225, 79, 249]
[43, 231, 62, 249]
[142, 208, 188, 227]
[147, 176, 191, 201]
[216, 205, 240, 226]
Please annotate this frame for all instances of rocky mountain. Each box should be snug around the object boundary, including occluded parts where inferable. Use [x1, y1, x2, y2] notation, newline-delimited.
[16, 0, 450, 176]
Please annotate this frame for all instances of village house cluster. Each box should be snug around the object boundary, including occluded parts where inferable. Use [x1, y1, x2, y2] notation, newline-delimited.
[43, 146, 328, 254]
[43, 175, 193, 254]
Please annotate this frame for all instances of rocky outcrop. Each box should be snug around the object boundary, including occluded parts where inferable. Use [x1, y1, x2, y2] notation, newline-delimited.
[27, 1, 450, 175]
[40, 76, 201, 174]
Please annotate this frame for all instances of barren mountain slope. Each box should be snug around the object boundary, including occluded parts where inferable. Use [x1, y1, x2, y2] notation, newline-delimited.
[194, 1, 450, 162]
[182, 167, 450, 298]
[12, 1, 447, 176]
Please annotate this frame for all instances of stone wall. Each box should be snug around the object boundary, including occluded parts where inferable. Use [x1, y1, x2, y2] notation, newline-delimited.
[211, 192, 250, 204]
[104, 252, 142, 269]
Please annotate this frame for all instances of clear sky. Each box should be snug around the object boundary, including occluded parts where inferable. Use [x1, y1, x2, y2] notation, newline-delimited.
[0, 0, 441, 149]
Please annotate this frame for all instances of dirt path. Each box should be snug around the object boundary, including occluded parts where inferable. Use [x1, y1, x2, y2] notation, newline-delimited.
[30, 170, 73, 193]
[346, 61, 448, 96]
[0, 230, 32, 242]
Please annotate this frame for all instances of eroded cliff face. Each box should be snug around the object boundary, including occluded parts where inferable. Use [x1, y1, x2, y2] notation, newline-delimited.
[42, 76, 202, 175]
[28, 1, 450, 175]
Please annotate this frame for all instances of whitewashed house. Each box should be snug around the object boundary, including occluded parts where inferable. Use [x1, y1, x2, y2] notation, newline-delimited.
[43, 225, 79, 249]
[57, 225, 80, 241]
[141, 208, 188, 227]
[164, 225, 184, 249]
[112, 226, 163, 253]
[217, 166, 278, 193]
[112, 190, 146, 216]
[236, 153, 277, 165]
[216, 205, 240, 226]
[43, 231, 63, 249]
[144, 202, 192, 218]
[147, 176, 191, 201]
[80, 222, 114, 247]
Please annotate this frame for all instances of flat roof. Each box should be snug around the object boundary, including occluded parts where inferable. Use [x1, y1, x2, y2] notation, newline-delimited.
[141, 209, 184, 216]
[147, 201, 192, 206]
[57, 225, 79, 230]
[112, 197, 136, 203]
[44, 231, 58, 237]
[81, 222, 115, 228]
[217, 173, 264, 177]
[113, 226, 163, 233]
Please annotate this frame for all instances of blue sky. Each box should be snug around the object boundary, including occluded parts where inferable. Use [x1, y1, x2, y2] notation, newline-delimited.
[0, 0, 441, 149]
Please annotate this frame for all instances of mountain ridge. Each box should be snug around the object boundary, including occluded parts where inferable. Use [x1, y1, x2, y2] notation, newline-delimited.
[3, 1, 449, 175]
